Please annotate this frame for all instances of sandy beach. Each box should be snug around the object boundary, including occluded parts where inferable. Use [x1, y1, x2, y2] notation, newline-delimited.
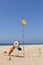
[0, 45, 43, 65]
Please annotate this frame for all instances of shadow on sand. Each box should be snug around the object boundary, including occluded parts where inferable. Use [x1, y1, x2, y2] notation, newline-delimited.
[10, 55, 25, 58]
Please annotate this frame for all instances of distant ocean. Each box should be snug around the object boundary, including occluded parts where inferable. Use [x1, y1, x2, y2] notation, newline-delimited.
[0, 43, 43, 46]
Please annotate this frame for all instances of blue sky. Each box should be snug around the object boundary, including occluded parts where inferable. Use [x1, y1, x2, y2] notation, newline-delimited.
[0, 0, 43, 43]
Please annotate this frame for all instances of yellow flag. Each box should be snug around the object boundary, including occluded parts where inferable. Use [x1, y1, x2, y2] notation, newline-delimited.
[22, 19, 27, 25]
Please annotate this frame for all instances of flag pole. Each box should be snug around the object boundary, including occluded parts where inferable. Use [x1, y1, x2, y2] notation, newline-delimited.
[22, 19, 27, 57]
[22, 24, 25, 56]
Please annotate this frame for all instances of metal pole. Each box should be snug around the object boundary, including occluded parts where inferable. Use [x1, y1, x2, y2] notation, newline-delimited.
[22, 24, 25, 56]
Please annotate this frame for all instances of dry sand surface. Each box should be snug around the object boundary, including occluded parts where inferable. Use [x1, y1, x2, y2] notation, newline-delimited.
[0, 45, 43, 65]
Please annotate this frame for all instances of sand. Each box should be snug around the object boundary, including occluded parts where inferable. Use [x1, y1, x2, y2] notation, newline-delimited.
[0, 45, 43, 65]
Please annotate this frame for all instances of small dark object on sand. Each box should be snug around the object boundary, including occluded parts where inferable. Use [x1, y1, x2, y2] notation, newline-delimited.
[4, 51, 7, 53]
[9, 56, 11, 60]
